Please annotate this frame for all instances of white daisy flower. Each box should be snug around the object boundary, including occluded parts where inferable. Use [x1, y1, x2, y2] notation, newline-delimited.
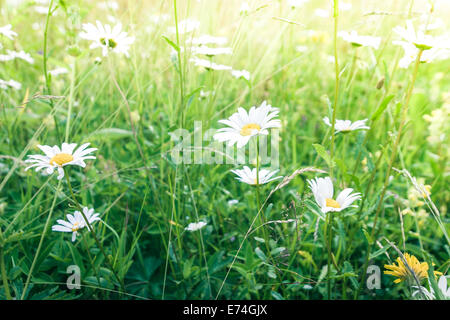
[190, 57, 232, 71]
[192, 46, 232, 56]
[97, 1, 119, 11]
[168, 19, 200, 34]
[149, 14, 170, 25]
[52, 207, 101, 242]
[314, 9, 329, 18]
[231, 166, 282, 185]
[393, 20, 437, 50]
[185, 221, 207, 232]
[394, 40, 450, 68]
[340, 2, 352, 11]
[213, 101, 281, 148]
[0, 79, 21, 90]
[0, 50, 34, 64]
[25, 142, 97, 180]
[199, 90, 214, 99]
[49, 67, 69, 77]
[0, 24, 17, 40]
[231, 69, 250, 81]
[338, 31, 381, 49]
[191, 35, 228, 46]
[308, 177, 361, 214]
[35, 6, 50, 14]
[323, 117, 370, 133]
[79, 20, 135, 57]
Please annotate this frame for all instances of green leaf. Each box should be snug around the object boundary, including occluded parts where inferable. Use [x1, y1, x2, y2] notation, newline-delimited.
[254, 247, 267, 262]
[162, 36, 180, 53]
[183, 259, 193, 279]
[312, 143, 334, 168]
[362, 229, 373, 245]
[254, 237, 265, 243]
[267, 266, 276, 279]
[371, 95, 394, 121]
[369, 243, 391, 260]
[271, 291, 284, 300]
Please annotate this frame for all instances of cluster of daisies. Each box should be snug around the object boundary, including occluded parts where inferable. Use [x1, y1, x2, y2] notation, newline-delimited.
[167, 19, 250, 81]
[25, 142, 100, 242]
[393, 19, 450, 68]
[212, 100, 366, 215]
[0, 24, 34, 91]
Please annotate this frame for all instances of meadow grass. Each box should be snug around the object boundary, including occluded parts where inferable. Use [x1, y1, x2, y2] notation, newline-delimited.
[0, 0, 449, 300]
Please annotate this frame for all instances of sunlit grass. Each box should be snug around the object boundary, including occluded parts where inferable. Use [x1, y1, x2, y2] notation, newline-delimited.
[0, 0, 449, 300]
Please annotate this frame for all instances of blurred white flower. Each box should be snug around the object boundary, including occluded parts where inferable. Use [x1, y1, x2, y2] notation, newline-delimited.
[169, 19, 200, 34]
[0, 50, 34, 64]
[340, 2, 352, 11]
[185, 221, 207, 231]
[190, 57, 232, 71]
[97, 1, 119, 11]
[25, 142, 97, 180]
[49, 67, 69, 77]
[0, 79, 21, 90]
[419, 16, 444, 32]
[213, 101, 281, 148]
[0, 24, 17, 40]
[52, 207, 101, 242]
[199, 90, 213, 99]
[231, 166, 282, 185]
[394, 40, 450, 68]
[191, 35, 228, 46]
[308, 177, 361, 214]
[80, 20, 135, 57]
[149, 14, 170, 25]
[240, 2, 251, 15]
[192, 46, 232, 56]
[323, 117, 370, 133]
[338, 31, 381, 49]
[393, 20, 438, 50]
[314, 9, 329, 18]
[231, 69, 250, 81]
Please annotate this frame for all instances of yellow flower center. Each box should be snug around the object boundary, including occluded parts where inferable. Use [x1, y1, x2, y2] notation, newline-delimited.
[240, 123, 261, 136]
[71, 222, 81, 232]
[49, 153, 74, 166]
[325, 198, 341, 209]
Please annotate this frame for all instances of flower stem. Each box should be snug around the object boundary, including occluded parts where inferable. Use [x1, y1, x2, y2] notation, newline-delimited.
[43, 0, 62, 143]
[329, 0, 340, 178]
[326, 0, 340, 300]
[0, 245, 12, 300]
[256, 137, 269, 249]
[173, 0, 185, 127]
[65, 59, 76, 142]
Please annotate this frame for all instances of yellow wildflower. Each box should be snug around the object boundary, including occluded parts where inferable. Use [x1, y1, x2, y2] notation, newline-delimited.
[384, 253, 442, 284]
